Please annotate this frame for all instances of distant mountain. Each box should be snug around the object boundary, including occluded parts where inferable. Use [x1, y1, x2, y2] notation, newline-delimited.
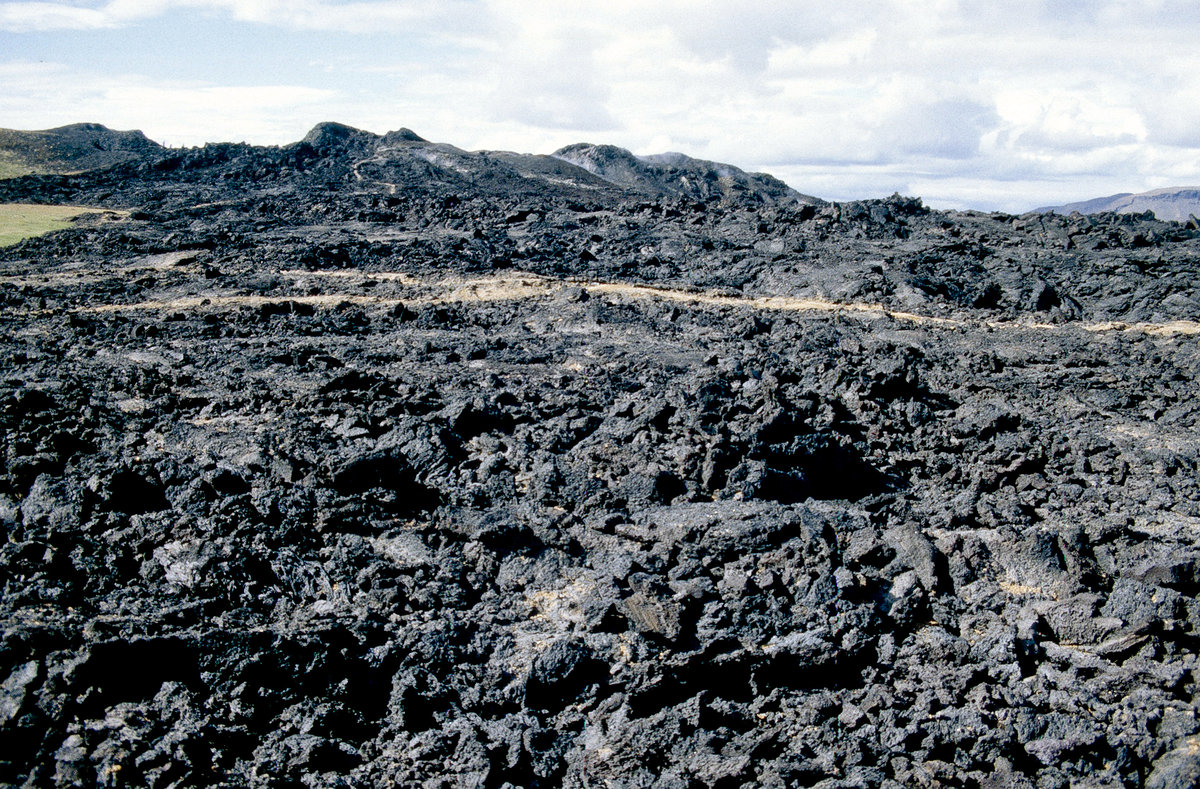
[0, 123, 163, 178]
[1035, 186, 1200, 223]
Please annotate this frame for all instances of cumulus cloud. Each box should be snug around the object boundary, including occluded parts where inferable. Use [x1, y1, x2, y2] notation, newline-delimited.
[0, 61, 335, 144]
[0, 0, 480, 33]
[480, 21, 620, 132]
[0, 1, 114, 31]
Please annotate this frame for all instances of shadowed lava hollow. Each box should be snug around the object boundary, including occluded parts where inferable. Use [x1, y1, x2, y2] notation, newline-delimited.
[3, 122, 1200, 788]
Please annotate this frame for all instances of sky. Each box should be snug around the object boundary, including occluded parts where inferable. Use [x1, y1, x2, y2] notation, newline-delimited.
[2, 0, 1200, 211]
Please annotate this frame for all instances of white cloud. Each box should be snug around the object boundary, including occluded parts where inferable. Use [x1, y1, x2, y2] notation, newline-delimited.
[479, 24, 620, 132]
[768, 30, 878, 73]
[0, 0, 481, 33]
[0, 2, 114, 31]
[2, 0, 1199, 210]
[883, 98, 999, 160]
[0, 61, 335, 144]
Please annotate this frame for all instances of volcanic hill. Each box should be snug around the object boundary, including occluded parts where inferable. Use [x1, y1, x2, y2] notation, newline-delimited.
[0, 123, 163, 180]
[2, 122, 1200, 788]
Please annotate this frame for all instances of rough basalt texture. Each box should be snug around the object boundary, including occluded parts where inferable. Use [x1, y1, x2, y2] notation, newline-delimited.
[2, 127, 1200, 788]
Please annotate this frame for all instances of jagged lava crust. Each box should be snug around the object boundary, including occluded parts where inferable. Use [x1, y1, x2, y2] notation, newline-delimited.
[2, 123, 1200, 788]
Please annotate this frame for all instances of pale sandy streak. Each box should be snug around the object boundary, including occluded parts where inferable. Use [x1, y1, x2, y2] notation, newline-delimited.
[0, 252, 199, 287]
[76, 270, 1200, 337]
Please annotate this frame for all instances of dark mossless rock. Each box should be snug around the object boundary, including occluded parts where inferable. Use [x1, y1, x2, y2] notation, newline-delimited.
[1146, 738, 1200, 789]
[2, 122, 1200, 787]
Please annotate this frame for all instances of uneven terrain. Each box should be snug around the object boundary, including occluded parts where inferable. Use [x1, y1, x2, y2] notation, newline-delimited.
[2, 123, 1200, 788]
[1037, 186, 1200, 224]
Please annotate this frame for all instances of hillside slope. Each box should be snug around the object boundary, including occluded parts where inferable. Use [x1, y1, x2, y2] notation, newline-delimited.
[1035, 185, 1200, 222]
[0, 123, 163, 178]
[0, 121, 818, 209]
[553, 142, 820, 206]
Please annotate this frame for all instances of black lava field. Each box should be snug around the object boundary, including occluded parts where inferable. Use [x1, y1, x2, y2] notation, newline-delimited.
[3, 123, 1200, 788]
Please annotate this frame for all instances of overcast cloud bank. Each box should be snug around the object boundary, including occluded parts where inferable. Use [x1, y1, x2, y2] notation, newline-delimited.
[2, 0, 1199, 211]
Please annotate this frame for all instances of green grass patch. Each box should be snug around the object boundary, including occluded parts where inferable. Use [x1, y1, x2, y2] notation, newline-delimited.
[0, 203, 113, 247]
[0, 152, 38, 179]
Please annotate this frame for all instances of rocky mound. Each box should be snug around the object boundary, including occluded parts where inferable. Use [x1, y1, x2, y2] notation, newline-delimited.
[1, 123, 1200, 788]
[0, 122, 814, 211]
[0, 123, 163, 179]
[553, 142, 818, 206]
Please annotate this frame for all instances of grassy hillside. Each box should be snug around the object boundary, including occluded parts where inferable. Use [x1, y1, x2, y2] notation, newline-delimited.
[0, 203, 114, 246]
[0, 123, 161, 179]
[0, 150, 42, 179]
